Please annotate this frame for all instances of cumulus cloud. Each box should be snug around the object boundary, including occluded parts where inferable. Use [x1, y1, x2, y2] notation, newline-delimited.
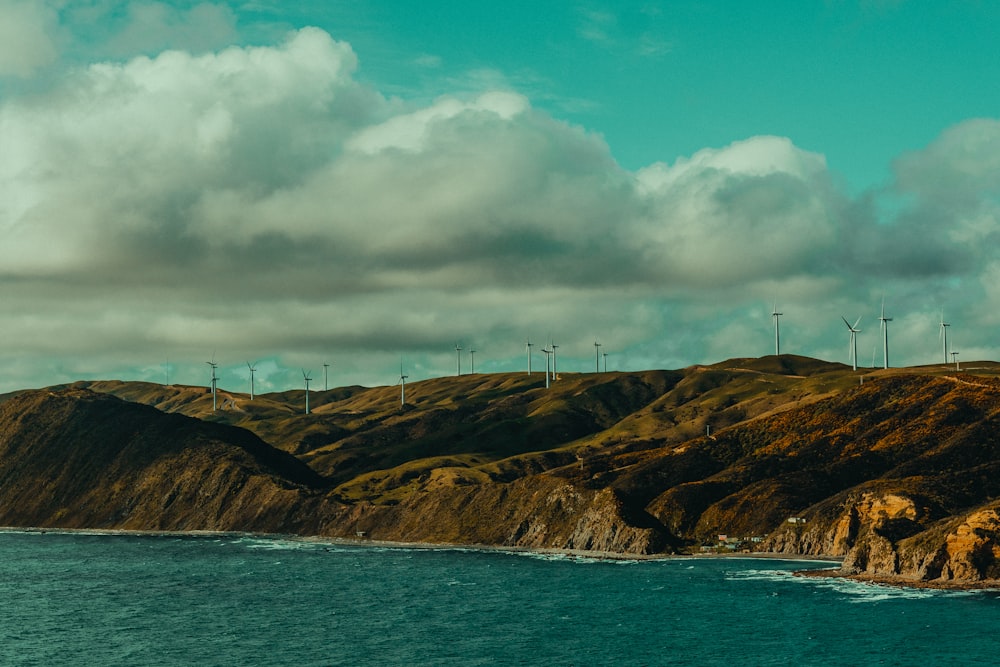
[102, 1, 239, 56]
[0, 0, 59, 77]
[635, 137, 843, 287]
[1, 24, 999, 391]
[0, 27, 377, 277]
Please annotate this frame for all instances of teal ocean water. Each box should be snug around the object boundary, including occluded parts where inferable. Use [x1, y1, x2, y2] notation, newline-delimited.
[0, 531, 996, 666]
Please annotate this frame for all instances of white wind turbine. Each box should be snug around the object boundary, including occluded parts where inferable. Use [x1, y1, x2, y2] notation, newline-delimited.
[206, 358, 218, 411]
[541, 346, 553, 388]
[772, 303, 782, 356]
[246, 361, 257, 400]
[940, 314, 951, 364]
[398, 362, 408, 406]
[455, 343, 463, 376]
[879, 299, 892, 369]
[952, 350, 960, 371]
[302, 369, 312, 414]
[551, 340, 559, 380]
[842, 316, 862, 371]
[594, 340, 602, 372]
[526, 339, 534, 375]
[469, 349, 476, 374]
[323, 363, 330, 391]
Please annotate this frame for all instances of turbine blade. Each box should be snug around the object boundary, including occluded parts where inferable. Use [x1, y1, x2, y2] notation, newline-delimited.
[853, 316, 863, 329]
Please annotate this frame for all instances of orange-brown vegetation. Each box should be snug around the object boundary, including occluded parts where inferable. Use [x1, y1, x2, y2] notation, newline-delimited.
[4, 355, 1000, 586]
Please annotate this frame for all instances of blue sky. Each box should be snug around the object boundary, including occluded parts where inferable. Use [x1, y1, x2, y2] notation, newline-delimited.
[1, 1, 999, 393]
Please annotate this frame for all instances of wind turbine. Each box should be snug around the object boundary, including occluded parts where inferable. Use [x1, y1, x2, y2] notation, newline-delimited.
[206, 359, 218, 411]
[551, 341, 559, 380]
[603, 352, 608, 373]
[594, 340, 602, 372]
[398, 362, 408, 406]
[940, 315, 951, 364]
[526, 339, 533, 375]
[952, 350, 960, 371]
[879, 299, 892, 369]
[302, 369, 312, 414]
[469, 349, 476, 374]
[323, 363, 330, 391]
[842, 316, 861, 371]
[246, 361, 257, 400]
[541, 346, 552, 388]
[772, 303, 782, 356]
[455, 343, 463, 376]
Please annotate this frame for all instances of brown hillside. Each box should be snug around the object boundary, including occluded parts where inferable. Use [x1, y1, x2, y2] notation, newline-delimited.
[5, 359, 1000, 584]
[0, 388, 331, 532]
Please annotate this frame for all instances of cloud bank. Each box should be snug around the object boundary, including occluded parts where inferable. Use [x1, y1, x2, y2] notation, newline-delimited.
[1, 25, 998, 390]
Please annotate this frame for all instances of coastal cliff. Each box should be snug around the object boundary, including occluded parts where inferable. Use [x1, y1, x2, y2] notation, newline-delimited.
[4, 357, 1000, 586]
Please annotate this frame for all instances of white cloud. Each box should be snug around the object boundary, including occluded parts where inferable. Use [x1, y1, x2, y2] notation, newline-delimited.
[98, 1, 239, 57]
[2, 25, 1000, 392]
[0, 27, 377, 274]
[893, 118, 1000, 201]
[0, 0, 59, 77]
[634, 137, 842, 287]
[347, 91, 530, 154]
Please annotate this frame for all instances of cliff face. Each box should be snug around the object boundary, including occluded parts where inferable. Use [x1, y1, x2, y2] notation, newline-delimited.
[6, 360, 1000, 586]
[339, 479, 672, 555]
[764, 492, 1000, 584]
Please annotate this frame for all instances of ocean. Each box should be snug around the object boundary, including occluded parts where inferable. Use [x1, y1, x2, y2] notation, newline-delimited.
[0, 531, 995, 666]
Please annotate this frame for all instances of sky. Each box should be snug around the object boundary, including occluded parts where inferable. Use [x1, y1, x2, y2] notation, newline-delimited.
[1, 0, 1000, 393]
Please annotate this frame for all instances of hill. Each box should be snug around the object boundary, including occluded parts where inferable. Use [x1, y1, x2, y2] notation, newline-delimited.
[4, 357, 1000, 586]
[0, 388, 332, 532]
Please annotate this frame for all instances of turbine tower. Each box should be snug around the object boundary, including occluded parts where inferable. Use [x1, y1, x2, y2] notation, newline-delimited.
[206, 359, 218, 411]
[879, 299, 892, 369]
[302, 369, 312, 414]
[398, 362, 408, 406]
[952, 350, 960, 371]
[455, 343, 463, 376]
[603, 352, 608, 373]
[772, 303, 782, 356]
[842, 316, 862, 371]
[526, 339, 533, 375]
[541, 346, 552, 388]
[594, 340, 602, 372]
[940, 315, 951, 364]
[551, 341, 559, 380]
[323, 363, 330, 391]
[470, 349, 476, 374]
[246, 361, 257, 400]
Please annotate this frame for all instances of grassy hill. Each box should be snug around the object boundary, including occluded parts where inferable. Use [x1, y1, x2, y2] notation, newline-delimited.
[4, 356, 1000, 585]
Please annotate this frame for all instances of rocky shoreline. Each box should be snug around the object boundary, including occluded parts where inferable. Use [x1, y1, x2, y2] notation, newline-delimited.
[793, 567, 1000, 591]
[12, 525, 1000, 590]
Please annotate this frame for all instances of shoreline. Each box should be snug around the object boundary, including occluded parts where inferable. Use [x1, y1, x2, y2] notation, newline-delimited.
[793, 567, 1000, 591]
[11, 526, 1000, 589]
[0, 524, 842, 565]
